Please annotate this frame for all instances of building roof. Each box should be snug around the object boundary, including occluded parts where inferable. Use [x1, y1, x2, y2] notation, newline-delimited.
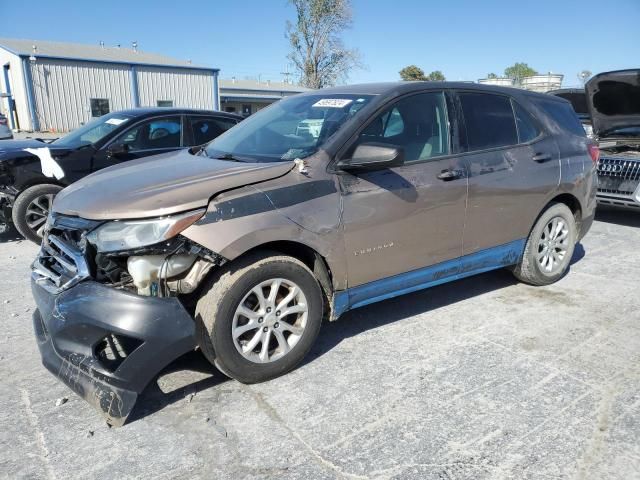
[219, 78, 312, 94]
[0, 37, 217, 71]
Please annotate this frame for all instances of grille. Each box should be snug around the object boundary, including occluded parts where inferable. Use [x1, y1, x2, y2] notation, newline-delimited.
[597, 156, 640, 195]
[31, 215, 98, 294]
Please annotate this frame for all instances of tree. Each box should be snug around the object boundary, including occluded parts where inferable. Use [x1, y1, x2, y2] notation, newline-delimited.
[504, 63, 538, 83]
[399, 65, 426, 81]
[426, 70, 445, 81]
[487, 73, 498, 79]
[286, 0, 361, 89]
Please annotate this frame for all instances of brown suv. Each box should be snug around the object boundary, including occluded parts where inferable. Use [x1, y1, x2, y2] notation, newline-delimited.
[30, 82, 597, 425]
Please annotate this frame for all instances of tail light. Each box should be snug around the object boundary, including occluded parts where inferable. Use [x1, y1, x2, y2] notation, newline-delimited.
[588, 144, 600, 164]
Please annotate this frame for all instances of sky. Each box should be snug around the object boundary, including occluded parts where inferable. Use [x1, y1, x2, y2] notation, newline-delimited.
[1, 0, 639, 87]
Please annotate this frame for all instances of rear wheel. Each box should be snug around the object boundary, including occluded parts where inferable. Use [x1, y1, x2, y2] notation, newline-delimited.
[196, 252, 323, 384]
[12, 184, 62, 244]
[512, 203, 577, 286]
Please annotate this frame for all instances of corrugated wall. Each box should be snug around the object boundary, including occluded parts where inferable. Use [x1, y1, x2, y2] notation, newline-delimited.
[29, 59, 133, 132]
[136, 66, 214, 109]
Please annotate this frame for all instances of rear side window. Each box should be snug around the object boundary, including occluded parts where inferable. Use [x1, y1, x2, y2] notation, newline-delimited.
[190, 117, 237, 145]
[535, 99, 585, 136]
[459, 93, 518, 151]
[512, 101, 541, 143]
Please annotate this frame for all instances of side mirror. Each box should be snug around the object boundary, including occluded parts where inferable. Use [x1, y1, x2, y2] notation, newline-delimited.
[107, 143, 130, 158]
[336, 143, 404, 172]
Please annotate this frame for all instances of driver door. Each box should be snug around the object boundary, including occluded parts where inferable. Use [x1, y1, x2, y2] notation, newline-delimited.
[92, 115, 185, 171]
[338, 91, 468, 290]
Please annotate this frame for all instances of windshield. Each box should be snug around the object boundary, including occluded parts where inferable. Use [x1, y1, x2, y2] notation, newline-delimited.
[204, 94, 374, 162]
[53, 112, 133, 148]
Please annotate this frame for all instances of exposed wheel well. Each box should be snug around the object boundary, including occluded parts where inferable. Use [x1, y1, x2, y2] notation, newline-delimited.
[546, 193, 583, 235]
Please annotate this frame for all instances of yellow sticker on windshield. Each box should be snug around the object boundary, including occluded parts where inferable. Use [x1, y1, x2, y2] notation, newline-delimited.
[312, 99, 353, 108]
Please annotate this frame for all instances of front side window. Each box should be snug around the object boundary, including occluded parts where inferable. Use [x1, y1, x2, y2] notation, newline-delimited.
[191, 117, 238, 145]
[512, 100, 541, 143]
[204, 94, 374, 163]
[354, 92, 450, 162]
[90, 98, 110, 117]
[459, 92, 518, 151]
[116, 116, 182, 151]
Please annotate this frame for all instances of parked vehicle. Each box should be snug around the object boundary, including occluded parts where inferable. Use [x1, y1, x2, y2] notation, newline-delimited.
[547, 88, 593, 138]
[0, 108, 241, 242]
[585, 69, 640, 210]
[0, 113, 12, 140]
[31, 82, 597, 425]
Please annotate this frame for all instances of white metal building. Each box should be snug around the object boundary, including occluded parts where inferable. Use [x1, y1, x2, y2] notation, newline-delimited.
[219, 78, 311, 117]
[0, 38, 220, 132]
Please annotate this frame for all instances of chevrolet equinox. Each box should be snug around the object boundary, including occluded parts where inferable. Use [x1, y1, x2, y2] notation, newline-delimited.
[30, 82, 597, 425]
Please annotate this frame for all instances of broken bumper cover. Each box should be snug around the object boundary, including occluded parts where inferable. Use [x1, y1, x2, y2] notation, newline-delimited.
[31, 279, 197, 426]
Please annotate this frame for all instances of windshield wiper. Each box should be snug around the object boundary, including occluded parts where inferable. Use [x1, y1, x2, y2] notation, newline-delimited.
[214, 152, 245, 162]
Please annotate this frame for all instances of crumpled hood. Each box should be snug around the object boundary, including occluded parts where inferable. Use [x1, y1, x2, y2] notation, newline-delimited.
[586, 69, 640, 136]
[0, 139, 63, 159]
[53, 149, 295, 220]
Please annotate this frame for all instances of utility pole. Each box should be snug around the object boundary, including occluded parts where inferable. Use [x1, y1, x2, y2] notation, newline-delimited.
[281, 64, 292, 84]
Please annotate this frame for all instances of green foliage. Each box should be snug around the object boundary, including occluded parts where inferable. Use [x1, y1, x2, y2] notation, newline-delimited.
[426, 70, 445, 81]
[487, 73, 498, 79]
[504, 63, 538, 83]
[399, 65, 426, 81]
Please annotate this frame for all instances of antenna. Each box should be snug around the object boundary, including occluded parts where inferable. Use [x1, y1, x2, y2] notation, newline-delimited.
[281, 64, 292, 84]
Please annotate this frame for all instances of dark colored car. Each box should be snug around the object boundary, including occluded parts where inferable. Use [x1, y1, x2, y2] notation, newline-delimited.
[584, 69, 640, 210]
[0, 113, 12, 140]
[31, 82, 597, 425]
[0, 108, 241, 242]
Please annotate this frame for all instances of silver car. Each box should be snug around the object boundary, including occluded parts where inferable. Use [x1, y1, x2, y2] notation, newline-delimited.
[0, 113, 12, 140]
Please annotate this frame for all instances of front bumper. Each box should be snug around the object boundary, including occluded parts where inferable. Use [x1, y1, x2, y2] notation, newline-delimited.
[31, 279, 197, 426]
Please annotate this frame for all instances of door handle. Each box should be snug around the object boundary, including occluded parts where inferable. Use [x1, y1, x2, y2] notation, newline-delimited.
[532, 152, 552, 163]
[437, 169, 464, 181]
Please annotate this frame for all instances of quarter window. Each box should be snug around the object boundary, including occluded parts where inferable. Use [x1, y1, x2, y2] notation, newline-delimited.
[90, 98, 110, 117]
[355, 92, 450, 162]
[512, 101, 541, 143]
[459, 93, 518, 151]
[117, 116, 182, 151]
[535, 99, 586, 136]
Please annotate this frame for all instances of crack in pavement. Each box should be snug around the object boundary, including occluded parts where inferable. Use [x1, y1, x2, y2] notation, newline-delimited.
[19, 387, 56, 480]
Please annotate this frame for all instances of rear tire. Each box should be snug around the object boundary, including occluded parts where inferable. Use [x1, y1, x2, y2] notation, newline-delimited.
[195, 251, 323, 384]
[12, 184, 62, 244]
[513, 203, 577, 286]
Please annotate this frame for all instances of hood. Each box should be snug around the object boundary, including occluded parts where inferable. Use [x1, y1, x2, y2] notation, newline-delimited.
[586, 69, 640, 136]
[0, 139, 71, 161]
[53, 149, 295, 220]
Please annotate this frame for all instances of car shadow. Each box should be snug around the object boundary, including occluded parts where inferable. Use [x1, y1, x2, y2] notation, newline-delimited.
[129, 249, 589, 423]
[0, 224, 23, 243]
[595, 208, 640, 228]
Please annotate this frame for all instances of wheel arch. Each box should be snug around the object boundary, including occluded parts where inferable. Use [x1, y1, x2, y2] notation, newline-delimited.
[545, 192, 583, 236]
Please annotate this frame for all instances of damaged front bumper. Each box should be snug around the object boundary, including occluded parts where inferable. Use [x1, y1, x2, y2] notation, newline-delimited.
[0, 186, 16, 230]
[31, 279, 197, 426]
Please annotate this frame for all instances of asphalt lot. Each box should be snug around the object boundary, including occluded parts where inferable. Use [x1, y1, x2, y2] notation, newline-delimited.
[1, 209, 639, 480]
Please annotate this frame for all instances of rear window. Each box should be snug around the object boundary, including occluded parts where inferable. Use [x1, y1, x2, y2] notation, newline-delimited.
[535, 99, 586, 136]
[459, 93, 518, 151]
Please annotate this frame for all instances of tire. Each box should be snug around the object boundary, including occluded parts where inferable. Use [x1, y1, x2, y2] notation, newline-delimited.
[12, 184, 62, 244]
[195, 251, 324, 384]
[512, 203, 577, 286]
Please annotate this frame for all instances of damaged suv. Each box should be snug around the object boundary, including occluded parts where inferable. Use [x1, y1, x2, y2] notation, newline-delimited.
[31, 82, 597, 425]
[585, 69, 640, 210]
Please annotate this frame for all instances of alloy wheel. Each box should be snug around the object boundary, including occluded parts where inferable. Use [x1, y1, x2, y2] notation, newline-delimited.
[232, 278, 308, 363]
[25, 194, 54, 237]
[537, 216, 569, 273]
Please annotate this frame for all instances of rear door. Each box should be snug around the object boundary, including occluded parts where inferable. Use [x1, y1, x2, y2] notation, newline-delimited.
[456, 91, 560, 255]
[339, 90, 468, 288]
[187, 115, 238, 146]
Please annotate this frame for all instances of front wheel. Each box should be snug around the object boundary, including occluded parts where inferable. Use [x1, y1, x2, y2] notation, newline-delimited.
[512, 203, 577, 286]
[12, 184, 62, 244]
[196, 252, 324, 384]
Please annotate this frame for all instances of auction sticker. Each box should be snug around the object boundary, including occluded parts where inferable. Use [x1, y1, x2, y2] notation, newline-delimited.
[106, 118, 128, 126]
[312, 99, 353, 108]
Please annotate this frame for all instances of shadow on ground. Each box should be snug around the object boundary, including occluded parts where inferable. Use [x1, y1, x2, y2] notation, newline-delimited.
[0, 224, 23, 244]
[596, 208, 640, 228]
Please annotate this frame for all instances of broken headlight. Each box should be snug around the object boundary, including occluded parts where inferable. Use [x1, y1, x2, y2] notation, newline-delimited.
[86, 209, 205, 253]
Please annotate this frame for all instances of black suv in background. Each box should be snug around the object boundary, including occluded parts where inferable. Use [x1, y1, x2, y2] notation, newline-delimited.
[0, 108, 242, 242]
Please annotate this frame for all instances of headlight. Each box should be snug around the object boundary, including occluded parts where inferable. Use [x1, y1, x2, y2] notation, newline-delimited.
[87, 209, 205, 252]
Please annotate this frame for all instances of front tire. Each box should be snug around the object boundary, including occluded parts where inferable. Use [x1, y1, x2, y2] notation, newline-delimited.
[12, 184, 62, 244]
[196, 252, 323, 384]
[513, 203, 577, 286]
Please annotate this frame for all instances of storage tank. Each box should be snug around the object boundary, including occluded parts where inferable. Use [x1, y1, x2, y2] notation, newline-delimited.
[477, 77, 515, 87]
[520, 74, 564, 93]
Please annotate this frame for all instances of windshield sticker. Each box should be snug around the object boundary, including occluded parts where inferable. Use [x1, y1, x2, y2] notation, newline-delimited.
[24, 147, 65, 180]
[105, 118, 128, 126]
[313, 99, 353, 108]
